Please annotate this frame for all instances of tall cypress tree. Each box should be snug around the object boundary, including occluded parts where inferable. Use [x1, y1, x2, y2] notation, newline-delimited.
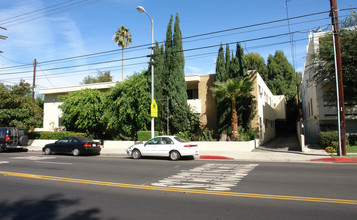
[215, 44, 226, 82]
[167, 13, 189, 133]
[236, 43, 248, 78]
[215, 44, 229, 134]
[152, 42, 167, 132]
[225, 44, 231, 77]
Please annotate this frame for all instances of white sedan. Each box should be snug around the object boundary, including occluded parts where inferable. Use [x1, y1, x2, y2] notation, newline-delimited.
[126, 136, 199, 160]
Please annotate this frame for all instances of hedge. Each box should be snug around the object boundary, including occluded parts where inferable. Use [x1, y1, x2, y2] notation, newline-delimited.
[348, 134, 357, 145]
[28, 131, 87, 140]
[318, 131, 339, 148]
[137, 131, 159, 141]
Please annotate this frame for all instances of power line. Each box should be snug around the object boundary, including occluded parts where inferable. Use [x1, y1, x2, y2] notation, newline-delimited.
[0, 0, 98, 27]
[0, 9, 335, 71]
[1, 8, 355, 79]
[1, 36, 309, 82]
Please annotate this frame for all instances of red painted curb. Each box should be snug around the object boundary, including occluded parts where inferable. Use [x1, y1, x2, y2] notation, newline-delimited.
[311, 158, 357, 163]
[200, 155, 234, 160]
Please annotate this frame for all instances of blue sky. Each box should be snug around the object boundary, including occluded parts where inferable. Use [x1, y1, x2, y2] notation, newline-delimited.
[0, 0, 356, 90]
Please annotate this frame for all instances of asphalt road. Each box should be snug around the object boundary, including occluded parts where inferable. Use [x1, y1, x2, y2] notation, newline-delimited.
[0, 151, 357, 220]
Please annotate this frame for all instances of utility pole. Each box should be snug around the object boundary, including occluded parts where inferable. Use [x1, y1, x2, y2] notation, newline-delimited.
[32, 59, 37, 103]
[330, 0, 346, 156]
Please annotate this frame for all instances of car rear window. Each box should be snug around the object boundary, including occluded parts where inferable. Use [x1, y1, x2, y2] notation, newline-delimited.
[76, 136, 93, 142]
[174, 136, 189, 143]
[18, 129, 27, 136]
[0, 129, 7, 138]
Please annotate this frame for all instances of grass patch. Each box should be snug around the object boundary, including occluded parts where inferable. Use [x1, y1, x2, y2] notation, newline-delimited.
[330, 145, 357, 158]
[347, 145, 357, 153]
[332, 155, 357, 158]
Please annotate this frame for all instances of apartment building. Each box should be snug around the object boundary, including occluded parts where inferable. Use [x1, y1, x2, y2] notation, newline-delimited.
[302, 30, 357, 143]
[39, 71, 286, 143]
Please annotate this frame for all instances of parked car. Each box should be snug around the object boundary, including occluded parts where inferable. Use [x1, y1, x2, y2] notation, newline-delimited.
[126, 136, 199, 160]
[42, 136, 101, 156]
[0, 127, 28, 152]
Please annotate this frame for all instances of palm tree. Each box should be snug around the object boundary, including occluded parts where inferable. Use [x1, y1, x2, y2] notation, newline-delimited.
[113, 26, 132, 81]
[211, 77, 253, 140]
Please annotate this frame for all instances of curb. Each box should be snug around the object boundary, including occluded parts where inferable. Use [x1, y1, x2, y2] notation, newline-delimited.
[200, 155, 234, 160]
[311, 158, 357, 163]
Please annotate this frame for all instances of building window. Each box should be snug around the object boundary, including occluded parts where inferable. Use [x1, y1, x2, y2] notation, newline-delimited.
[310, 98, 313, 116]
[187, 89, 198, 99]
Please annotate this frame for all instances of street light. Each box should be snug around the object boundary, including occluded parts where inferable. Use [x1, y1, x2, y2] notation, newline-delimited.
[137, 6, 155, 138]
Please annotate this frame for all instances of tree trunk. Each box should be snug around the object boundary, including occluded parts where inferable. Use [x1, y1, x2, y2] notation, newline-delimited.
[122, 46, 124, 81]
[231, 100, 239, 140]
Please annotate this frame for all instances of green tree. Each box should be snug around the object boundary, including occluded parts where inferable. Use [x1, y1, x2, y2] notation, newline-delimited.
[102, 71, 151, 140]
[215, 44, 226, 82]
[215, 44, 230, 135]
[211, 77, 253, 140]
[266, 50, 297, 131]
[81, 70, 113, 84]
[168, 13, 191, 134]
[152, 42, 167, 133]
[113, 26, 132, 81]
[267, 50, 296, 100]
[310, 18, 357, 105]
[245, 52, 268, 80]
[215, 43, 254, 137]
[59, 89, 104, 138]
[230, 43, 248, 79]
[0, 81, 42, 130]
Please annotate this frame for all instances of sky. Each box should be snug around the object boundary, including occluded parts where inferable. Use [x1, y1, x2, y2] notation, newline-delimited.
[0, 0, 356, 92]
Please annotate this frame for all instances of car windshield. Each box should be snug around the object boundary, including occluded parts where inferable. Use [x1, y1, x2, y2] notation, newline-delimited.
[174, 136, 188, 143]
[76, 136, 93, 142]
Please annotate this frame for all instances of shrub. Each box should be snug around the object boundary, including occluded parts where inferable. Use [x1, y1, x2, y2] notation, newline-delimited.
[137, 131, 159, 141]
[238, 126, 257, 141]
[200, 129, 215, 141]
[28, 131, 87, 140]
[318, 131, 338, 148]
[174, 131, 191, 141]
[348, 134, 357, 145]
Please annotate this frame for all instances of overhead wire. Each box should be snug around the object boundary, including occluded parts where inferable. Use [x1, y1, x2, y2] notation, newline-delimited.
[1, 7, 356, 82]
[0, 0, 98, 27]
[0, 9, 335, 72]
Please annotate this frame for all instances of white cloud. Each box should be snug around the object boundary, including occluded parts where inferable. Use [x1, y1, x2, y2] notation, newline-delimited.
[0, 0, 87, 88]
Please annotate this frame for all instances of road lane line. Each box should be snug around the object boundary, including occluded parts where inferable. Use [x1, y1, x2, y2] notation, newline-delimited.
[35, 161, 73, 165]
[0, 170, 357, 205]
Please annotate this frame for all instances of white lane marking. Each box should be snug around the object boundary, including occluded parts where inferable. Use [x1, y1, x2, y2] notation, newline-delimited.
[151, 163, 258, 191]
[10, 156, 56, 161]
[35, 161, 73, 165]
[0, 161, 10, 164]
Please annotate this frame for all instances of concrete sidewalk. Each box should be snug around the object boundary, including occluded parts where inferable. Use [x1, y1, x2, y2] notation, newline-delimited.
[199, 135, 356, 163]
[199, 144, 332, 162]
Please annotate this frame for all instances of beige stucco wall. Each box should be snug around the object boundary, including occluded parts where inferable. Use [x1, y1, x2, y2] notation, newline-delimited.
[198, 74, 217, 131]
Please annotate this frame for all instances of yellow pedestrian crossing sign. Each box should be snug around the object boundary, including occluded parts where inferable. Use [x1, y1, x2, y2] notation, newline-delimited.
[151, 100, 158, 117]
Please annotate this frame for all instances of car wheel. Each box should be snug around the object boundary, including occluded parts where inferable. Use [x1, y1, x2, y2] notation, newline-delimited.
[44, 147, 52, 155]
[72, 148, 80, 156]
[19, 136, 29, 146]
[132, 149, 141, 159]
[169, 150, 181, 161]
